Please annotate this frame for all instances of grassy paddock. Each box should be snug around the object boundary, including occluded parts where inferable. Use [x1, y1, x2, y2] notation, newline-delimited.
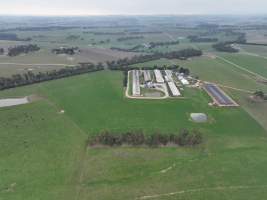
[0, 67, 266, 200]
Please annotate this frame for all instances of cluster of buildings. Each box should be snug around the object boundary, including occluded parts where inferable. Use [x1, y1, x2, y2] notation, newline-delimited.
[131, 68, 190, 98]
[177, 74, 189, 85]
[130, 68, 238, 108]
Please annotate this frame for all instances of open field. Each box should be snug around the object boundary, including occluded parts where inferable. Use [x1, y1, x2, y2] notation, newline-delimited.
[239, 44, 267, 57]
[0, 45, 137, 77]
[219, 53, 267, 79]
[1, 16, 267, 200]
[245, 30, 267, 44]
[1, 70, 267, 200]
[128, 54, 267, 132]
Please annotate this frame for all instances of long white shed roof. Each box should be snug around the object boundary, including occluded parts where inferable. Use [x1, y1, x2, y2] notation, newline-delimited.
[154, 70, 164, 83]
[167, 82, 181, 96]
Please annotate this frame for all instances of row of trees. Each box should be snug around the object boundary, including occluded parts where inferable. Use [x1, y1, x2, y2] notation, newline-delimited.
[107, 48, 202, 70]
[0, 33, 31, 41]
[129, 31, 162, 35]
[117, 36, 144, 42]
[84, 31, 126, 35]
[224, 30, 247, 44]
[212, 42, 238, 53]
[0, 63, 104, 90]
[111, 45, 144, 52]
[88, 129, 203, 147]
[0, 26, 77, 32]
[242, 42, 267, 47]
[187, 35, 218, 43]
[212, 30, 247, 53]
[52, 47, 79, 55]
[8, 44, 40, 57]
[112, 41, 180, 52]
[148, 40, 180, 48]
[254, 91, 267, 100]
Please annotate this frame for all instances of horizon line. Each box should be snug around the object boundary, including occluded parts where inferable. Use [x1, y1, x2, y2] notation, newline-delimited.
[0, 13, 267, 17]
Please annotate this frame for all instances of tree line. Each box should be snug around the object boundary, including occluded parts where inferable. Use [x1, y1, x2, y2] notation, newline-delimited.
[83, 31, 126, 36]
[129, 31, 162, 35]
[212, 31, 246, 53]
[0, 33, 31, 41]
[88, 129, 203, 147]
[111, 41, 180, 52]
[0, 63, 104, 90]
[107, 48, 202, 70]
[0, 26, 78, 32]
[242, 42, 267, 47]
[212, 42, 239, 53]
[110, 45, 144, 52]
[187, 35, 218, 43]
[148, 40, 180, 48]
[117, 36, 144, 42]
[254, 91, 267, 100]
[52, 47, 79, 55]
[8, 44, 40, 57]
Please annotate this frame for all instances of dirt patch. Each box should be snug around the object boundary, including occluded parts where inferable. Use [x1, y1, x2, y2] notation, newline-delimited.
[27, 94, 43, 102]
[0, 97, 29, 108]
[0, 95, 42, 108]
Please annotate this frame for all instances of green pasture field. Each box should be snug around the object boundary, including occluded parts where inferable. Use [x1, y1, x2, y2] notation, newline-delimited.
[0, 70, 267, 200]
[130, 54, 267, 132]
[0, 26, 227, 78]
[1, 24, 267, 200]
[219, 53, 267, 79]
[172, 55, 267, 131]
[239, 44, 267, 57]
[130, 58, 175, 68]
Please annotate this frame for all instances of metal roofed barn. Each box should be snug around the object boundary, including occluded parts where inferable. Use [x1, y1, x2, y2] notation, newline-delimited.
[177, 74, 189, 85]
[204, 83, 238, 107]
[167, 81, 181, 96]
[132, 70, 141, 96]
[165, 70, 174, 82]
[143, 70, 152, 83]
[154, 69, 164, 83]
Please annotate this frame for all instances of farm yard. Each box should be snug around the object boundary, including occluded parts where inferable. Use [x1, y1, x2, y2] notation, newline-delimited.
[1, 15, 267, 200]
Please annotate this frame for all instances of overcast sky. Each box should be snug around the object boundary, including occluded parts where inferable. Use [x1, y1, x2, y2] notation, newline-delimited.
[1, 0, 267, 16]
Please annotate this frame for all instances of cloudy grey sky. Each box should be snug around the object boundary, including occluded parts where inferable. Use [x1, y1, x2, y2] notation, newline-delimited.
[1, 0, 267, 15]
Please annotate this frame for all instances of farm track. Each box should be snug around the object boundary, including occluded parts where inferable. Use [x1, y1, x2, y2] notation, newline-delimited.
[136, 185, 267, 200]
[216, 55, 267, 81]
[40, 95, 89, 200]
[209, 82, 253, 93]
